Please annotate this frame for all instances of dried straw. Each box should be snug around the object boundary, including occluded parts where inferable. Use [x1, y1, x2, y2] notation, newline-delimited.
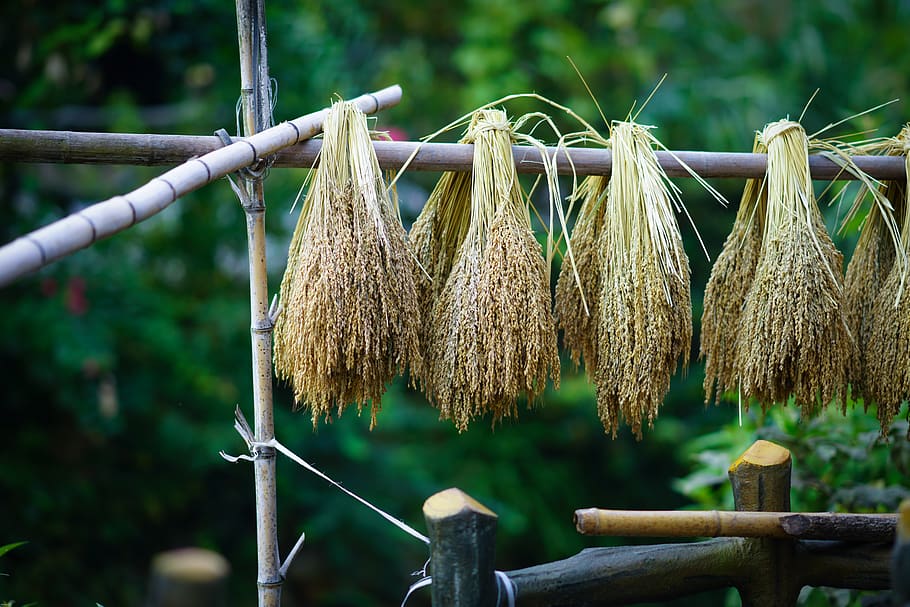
[416, 109, 559, 431]
[863, 126, 910, 432]
[273, 100, 422, 428]
[844, 197, 898, 401]
[594, 121, 693, 439]
[554, 175, 608, 371]
[700, 135, 767, 404]
[735, 120, 851, 415]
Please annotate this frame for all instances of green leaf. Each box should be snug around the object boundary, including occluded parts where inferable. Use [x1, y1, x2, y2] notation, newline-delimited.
[0, 542, 26, 559]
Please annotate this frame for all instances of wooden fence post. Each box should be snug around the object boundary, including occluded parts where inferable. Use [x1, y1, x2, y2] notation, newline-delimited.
[423, 488, 498, 607]
[728, 439, 800, 607]
[895, 499, 910, 606]
[146, 547, 230, 607]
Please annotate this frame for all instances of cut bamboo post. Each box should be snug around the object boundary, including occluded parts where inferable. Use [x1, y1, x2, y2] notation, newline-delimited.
[0, 84, 402, 287]
[423, 488, 498, 607]
[146, 547, 230, 607]
[573, 509, 896, 542]
[727, 439, 798, 607]
[729, 439, 792, 512]
[1, 130, 905, 180]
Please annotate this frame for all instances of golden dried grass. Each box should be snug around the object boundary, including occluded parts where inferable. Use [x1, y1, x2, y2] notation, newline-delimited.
[863, 126, 910, 432]
[554, 175, 608, 371]
[700, 135, 767, 404]
[272, 100, 422, 428]
[417, 109, 559, 431]
[844, 203, 897, 400]
[735, 120, 851, 415]
[594, 121, 693, 438]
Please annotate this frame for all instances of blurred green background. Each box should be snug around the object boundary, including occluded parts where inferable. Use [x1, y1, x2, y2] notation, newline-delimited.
[1, 1, 909, 605]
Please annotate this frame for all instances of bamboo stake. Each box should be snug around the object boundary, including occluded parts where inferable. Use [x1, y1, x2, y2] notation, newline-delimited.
[573, 509, 897, 542]
[0, 85, 400, 287]
[233, 1, 280, 606]
[1, 130, 905, 180]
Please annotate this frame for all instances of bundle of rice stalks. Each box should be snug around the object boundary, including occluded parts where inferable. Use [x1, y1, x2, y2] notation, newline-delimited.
[862, 126, 910, 432]
[735, 119, 851, 414]
[273, 100, 421, 428]
[554, 175, 608, 371]
[844, 189, 900, 400]
[414, 109, 559, 431]
[594, 121, 695, 439]
[700, 135, 768, 404]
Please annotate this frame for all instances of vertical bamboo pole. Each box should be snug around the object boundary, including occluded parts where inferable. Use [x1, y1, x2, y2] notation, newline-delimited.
[234, 1, 280, 605]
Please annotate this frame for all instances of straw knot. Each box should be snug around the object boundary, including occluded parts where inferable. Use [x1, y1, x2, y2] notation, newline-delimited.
[761, 120, 803, 145]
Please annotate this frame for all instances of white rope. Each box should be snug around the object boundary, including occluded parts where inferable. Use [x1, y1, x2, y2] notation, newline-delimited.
[400, 571, 517, 607]
[221, 437, 430, 545]
[221, 411, 518, 605]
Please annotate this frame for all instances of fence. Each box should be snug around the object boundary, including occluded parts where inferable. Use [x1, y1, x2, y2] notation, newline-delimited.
[423, 439, 908, 606]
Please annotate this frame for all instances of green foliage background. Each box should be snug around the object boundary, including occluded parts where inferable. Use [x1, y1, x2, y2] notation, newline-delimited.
[1, 1, 909, 605]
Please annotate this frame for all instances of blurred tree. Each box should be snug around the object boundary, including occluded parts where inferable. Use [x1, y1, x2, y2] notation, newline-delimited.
[1, 1, 908, 606]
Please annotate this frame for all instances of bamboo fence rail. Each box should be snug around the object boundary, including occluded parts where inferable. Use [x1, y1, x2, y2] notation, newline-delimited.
[573, 508, 897, 542]
[0, 85, 401, 286]
[2, 130, 905, 180]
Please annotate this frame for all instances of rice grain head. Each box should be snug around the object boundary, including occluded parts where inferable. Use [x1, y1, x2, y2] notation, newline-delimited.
[864, 126, 910, 432]
[595, 121, 693, 439]
[273, 100, 422, 428]
[735, 119, 851, 415]
[700, 134, 767, 404]
[555, 175, 609, 372]
[420, 109, 559, 431]
[844, 202, 897, 401]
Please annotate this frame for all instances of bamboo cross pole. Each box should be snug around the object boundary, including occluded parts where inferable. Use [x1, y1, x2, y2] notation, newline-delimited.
[2, 131, 905, 180]
[0, 84, 401, 287]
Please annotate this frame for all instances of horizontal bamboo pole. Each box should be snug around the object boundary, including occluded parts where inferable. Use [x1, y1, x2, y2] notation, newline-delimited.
[0, 85, 402, 286]
[1, 130, 905, 180]
[574, 508, 897, 542]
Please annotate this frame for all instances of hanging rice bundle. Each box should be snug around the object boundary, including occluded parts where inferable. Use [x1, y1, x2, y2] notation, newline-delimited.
[554, 175, 608, 371]
[844, 195, 899, 401]
[863, 126, 910, 432]
[700, 135, 768, 404]
[416, 109, 559, 431]
[273, 100, 422, 428]
[735, 120, 851, 414]
[594, 121, 694, 439]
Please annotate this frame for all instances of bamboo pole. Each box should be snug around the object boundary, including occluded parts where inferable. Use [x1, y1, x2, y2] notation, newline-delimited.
[2, 130, 905, 180]
[573, 509, 897, 541]
[0, 84, 400, 287]
[233, 2, 280, 606]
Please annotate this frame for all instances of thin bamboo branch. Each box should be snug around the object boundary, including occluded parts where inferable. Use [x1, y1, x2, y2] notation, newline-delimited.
[574, 509, 897, 542]
[0, 85, 401, 287]
[2, 131, 905, 180]
[234, 2, 279, 606]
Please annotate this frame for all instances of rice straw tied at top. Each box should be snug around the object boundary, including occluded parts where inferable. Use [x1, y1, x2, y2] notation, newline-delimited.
[414, 108, 560, 431]
[861, 125, 910, 433]
[700, 133, 767, 405]
[590, 120, 701, 438]
[272, 99, 422, 428]
[735, 119, 851, 415]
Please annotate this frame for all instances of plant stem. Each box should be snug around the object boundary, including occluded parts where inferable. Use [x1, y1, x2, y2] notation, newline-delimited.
[234, 0, 280, 605]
